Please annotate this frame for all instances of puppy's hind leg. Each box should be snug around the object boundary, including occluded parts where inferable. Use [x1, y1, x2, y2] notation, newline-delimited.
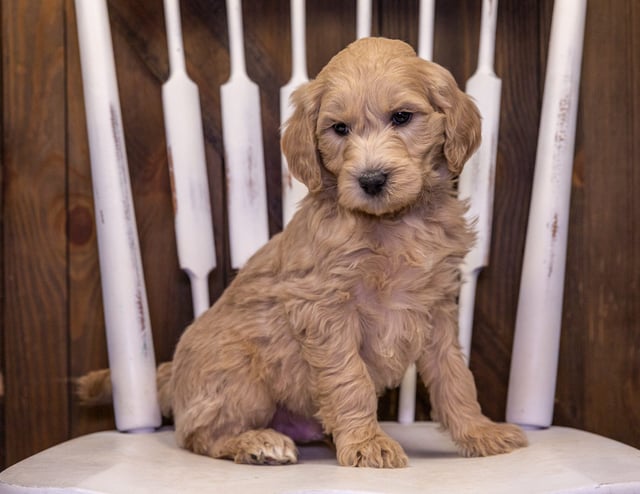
[174, 374, 298, 465]
[417, 303, 528, 457]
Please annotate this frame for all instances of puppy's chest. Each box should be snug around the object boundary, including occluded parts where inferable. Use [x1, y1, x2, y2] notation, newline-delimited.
[348, 249, 433, 383]
[348, 225, 439, 307]
[352, 251, 430, 311]
[351, 242, 435, 328]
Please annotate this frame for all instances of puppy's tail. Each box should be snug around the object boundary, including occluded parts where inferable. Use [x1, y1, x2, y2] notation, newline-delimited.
[75, 361, 174, 417]
[75, 368, 114, 406]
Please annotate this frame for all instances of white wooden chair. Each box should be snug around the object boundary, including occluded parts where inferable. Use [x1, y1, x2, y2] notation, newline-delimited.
[2, 1, 639, 493]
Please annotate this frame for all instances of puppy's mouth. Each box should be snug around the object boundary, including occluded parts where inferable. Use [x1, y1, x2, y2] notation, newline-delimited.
[337, 167, 423, 216]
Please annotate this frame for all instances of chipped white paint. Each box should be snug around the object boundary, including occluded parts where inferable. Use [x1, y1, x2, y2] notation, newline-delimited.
[75, 0, 161, 432]
[356, 0, 372, 39]
[507, 0, 587, 429]
[281, 0, 309, 226]
[221, 0, 270, 269]
[457, 0, 502, 364]
[162, 0, 216, 317]
[397, 0, 437, 426]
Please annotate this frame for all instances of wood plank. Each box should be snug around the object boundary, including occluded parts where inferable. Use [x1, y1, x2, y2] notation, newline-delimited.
[306, 1, 357, 77]
[557, 0, 640, 447]
[431, 0, 479, 82]
[375, 0, 419, 47]
[2, 0, 70, 464]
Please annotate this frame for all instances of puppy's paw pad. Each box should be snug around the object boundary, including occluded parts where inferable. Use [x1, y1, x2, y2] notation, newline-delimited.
[457, 421, 528, 457]
[338, 434, 408, 468]
[233, 430, 298, 465]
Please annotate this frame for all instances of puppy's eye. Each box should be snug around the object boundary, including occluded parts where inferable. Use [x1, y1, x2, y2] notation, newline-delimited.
[332, 122, 349, 136]
[391, 111, 413, 126]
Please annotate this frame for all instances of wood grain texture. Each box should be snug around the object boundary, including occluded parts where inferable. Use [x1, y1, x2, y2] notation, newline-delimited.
[1, 0, 639, 468]
[556, 0, 640, 444]
[2, 0, 70, 465]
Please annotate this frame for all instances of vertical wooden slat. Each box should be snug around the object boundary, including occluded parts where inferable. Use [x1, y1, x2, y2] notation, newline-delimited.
[2, 0, 69, 464]
[468, 0, 550, 422]
[66, 0, 114, 437]
[507, 0, 588, 428]
[177, 0, 230, 287]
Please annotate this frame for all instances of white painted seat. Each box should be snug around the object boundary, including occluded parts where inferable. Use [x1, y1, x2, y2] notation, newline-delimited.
[2, 424, 640, 494]
[2, 1, 640, 493]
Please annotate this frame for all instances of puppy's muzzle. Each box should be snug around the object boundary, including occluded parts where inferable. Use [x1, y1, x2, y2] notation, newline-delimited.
[359, 170, 389, 196]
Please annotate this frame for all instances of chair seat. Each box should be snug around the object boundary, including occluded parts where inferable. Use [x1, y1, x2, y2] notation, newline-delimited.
[1, 422, 639, 494]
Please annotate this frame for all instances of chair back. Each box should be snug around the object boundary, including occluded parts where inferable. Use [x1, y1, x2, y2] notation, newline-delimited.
[75, 0, 586, 433]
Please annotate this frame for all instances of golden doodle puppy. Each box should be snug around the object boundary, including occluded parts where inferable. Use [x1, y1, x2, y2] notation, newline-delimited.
[79, 37, 527, 467]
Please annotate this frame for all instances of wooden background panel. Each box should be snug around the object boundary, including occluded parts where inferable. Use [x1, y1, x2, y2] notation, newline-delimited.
[2, 0, 639, 468]
[2, 0, 70, 465]
[556, 0, 640, 445]
[306, 1, 357, 77]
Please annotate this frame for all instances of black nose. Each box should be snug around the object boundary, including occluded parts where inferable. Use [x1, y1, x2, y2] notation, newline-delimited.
[358, 171, 388, 196]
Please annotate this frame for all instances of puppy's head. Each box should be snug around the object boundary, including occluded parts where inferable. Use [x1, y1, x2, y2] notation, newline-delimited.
[282, 37, 481, 216]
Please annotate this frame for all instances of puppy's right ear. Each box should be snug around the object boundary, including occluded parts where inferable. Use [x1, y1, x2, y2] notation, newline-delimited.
[281, 80, 324, 193]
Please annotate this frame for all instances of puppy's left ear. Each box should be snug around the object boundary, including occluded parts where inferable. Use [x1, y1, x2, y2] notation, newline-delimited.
[421, 62, 482, 174]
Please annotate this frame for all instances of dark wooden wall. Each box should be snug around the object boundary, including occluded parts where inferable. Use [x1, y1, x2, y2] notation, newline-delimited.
[2, 0, 639, 468]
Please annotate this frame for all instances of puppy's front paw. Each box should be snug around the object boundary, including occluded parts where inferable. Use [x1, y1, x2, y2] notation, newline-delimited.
[456, 421, 528, 457]
[337, 433, 408, 468]
[230, 429, 298, 465]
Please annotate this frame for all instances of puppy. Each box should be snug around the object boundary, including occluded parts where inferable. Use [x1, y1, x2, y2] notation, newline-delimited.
[79, 37, 527, 467]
